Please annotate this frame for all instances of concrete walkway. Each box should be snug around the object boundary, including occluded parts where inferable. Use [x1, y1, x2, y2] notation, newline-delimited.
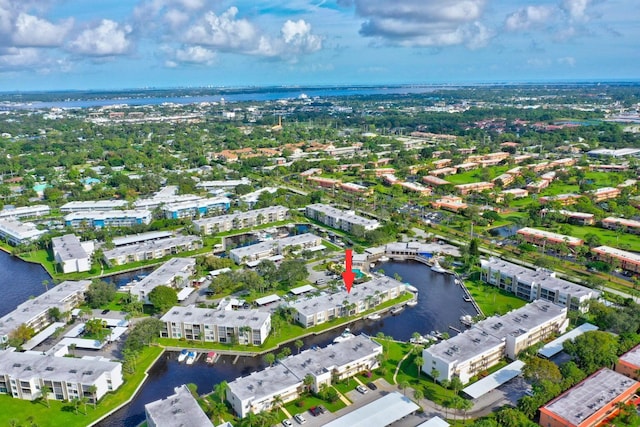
[393, 345, 418, 385]
[281, 406, 293, 418]
[332, 386, 352, 406]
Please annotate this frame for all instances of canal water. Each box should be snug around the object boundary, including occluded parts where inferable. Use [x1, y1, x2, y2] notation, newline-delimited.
[97, 260, 477, 427]
[0, 250, 52, 317]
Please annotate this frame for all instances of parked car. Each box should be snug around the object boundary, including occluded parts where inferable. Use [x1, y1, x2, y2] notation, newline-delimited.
[317, 405, 327, 414]
[356, 385, 368, 394]
[294, 413, 306, 424]
[366, 382, 378, 390]
[282, 419, 293, 427]
[309, 406, 322, 416]
[101, 309, 110, 315]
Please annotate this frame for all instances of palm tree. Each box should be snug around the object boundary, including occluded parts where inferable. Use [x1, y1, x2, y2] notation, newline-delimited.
[68, 343, 76, 357]
[294, 339, 303, 354]
[431, 368, 440, 383]
[87, 385, 98, 408]
[459, 398, 472, 424]
[415, 356, 424, 378]
[214, 381, 229, 404]
[413, 388, 424, 403]
[71, 397, 81, 415]
[208, 401, 226, 424]
[42, 279, 50, 292]
[39, 384, 51, 408]
[303, 374, 314, 393]
[271, 394, 284, 413]
[80, 396, 90, 414]
[399, 380, 410, 396]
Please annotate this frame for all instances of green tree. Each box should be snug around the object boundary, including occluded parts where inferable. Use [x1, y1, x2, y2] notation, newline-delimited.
[148, 285, 178, 313]
[263, 353, 275, 367]
[87, 385, 98, 408]
[39, 384, 52, 408]
[47, 307, 62, 322]
[521, 357, 562, 386]
[430, 368, 440, 383]
[85, 280, 117, 308]
[124, 318, 164, 353]
[563, 330, 619, 374]
[415, 356, 424, 378]
[399, 380, 410, 396]
[214, 380, 229, 403]
[84, 318, 108, 342]
[294, 339, 304, 354]
[9, 323, 35, 347]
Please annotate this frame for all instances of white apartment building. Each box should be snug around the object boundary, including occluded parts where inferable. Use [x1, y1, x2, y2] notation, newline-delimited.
[160, 305, 271, 345]
[102, 235, 201, 267]
[126, 257, 195, 304]
[52, 234, 94, 273]
[423, 300, 568, 384]
[0, 205, 50, 220]
[305, 204, 380, 234]
[226, 334, 382, 418]
[291, 276, 406, 327]
[0, 351, 123, 402]
[480, 257, 598, 312]
[64, 210, 152, 228]
[193, 205, 289, 235]
[145, 384, 213, 427]
[229, 233, 323, 265]
[0, 280, 91, 344]
[60, 200, 129, 213]
[0, 219, 47, 246]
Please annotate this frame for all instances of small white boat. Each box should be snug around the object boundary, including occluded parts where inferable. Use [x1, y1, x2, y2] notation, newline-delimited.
[463, 295, 472, 302]
[186, 351, 196, 365]
[460, 315, 474, 327]
[431, 260, 447, 274]
[370, 263, 376, 268]
[367, 313, 381, 320]
[178, 349, 188, 362]
[333, 328, 355, 343]
[390, 306, 404, 315]
[379, 256, 390, 262]
[404, 284, 418, 293]
[406, 299, 418, 307]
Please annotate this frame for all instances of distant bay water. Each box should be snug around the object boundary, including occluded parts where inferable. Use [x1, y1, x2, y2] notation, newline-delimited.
[7, 86, 437, 109]
[0, 250, 51, 317]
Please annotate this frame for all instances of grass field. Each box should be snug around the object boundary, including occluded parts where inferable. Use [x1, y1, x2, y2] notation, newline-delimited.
[463, 279, 527, 316]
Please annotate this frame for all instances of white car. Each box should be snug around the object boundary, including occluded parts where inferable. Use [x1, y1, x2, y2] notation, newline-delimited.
[282, 419, 293, 427]
[294, 413, 306, 424]
[356, 385, 368, 394]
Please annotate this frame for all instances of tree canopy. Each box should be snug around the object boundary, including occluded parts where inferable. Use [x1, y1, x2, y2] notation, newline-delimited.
[148, 285, 178, 313]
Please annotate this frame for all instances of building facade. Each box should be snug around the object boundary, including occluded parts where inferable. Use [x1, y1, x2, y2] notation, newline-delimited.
[193, 205, 289, 235]
[125, 257, 195, 304]
[64, 210, 152, 228]
[305, 204, 380, 234]
[52, 234, 94, 273]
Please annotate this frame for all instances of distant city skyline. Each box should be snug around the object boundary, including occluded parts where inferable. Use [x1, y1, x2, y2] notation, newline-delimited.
[1, 0, 638, 91]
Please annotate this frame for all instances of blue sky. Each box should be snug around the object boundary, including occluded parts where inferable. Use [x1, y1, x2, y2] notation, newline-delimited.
[0, 0, 638, 91]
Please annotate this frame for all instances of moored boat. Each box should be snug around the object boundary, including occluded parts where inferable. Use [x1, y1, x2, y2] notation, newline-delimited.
[186, 351, 196, 365]
[367, 313, 381, 320]
[333, 328, 355, 343]
[406, 299, 418, 307]
[206, 351, 217, 364]
[390, 305, 404, 315]
[178, 349, 188, 362]
[431, 259, 447, 274]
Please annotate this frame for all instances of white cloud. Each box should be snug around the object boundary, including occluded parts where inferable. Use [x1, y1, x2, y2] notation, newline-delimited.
[69, 20, 132, 56]
[279, 19, 322, 52]
[0, 46, 40, 69]
[505, 5, 555, 31]
[558, 56, 576, 66]
[12, 13, 72, 47]
[185, 7, 258, 51]
[167, 45, 216, 65]
[562, 0, 591, 22]
[347, 0, 490, 48]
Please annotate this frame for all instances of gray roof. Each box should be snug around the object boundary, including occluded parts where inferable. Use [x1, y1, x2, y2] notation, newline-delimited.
[230, 233, 320, 260]
[145, 384, 213, 427]
[543, 369, 638, 426]
[112, 231, 173, 247]
[306, 204, 380, 228]
[617, 344, 640, 368]
[160, 305, 270, 330]
[426, 327, 504, 364]
[60, 200, 128, 211]
[478, 300, 566, 339]
[228, 334, 381, 402]
[128, 257, 195, 294]
[104, 235, 200, 260]
[193, 205, 288, 227]
[0, 350, 120, 384]
[290, 285, 317, 295]
[52, 234, 87, 261]
[290, 276, 405, 317]
[481, 257, 598, 300]
[323, 392, 419, 427]
[0, 219, 47, 241]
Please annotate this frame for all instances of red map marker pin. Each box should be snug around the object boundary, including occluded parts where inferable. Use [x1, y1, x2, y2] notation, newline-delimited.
[342, 249, 355, 293]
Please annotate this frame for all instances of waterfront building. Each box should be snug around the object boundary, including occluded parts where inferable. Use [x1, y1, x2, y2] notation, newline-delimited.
[193, 205, 288, 235]
[290, 276, 406, 327]
[229, 233, 322, 265]
[60, 200, 128, 213]
[480, 257, 599, 312]
[160, 305, 271, 345]
[423, 300, 567, 384]
[125, 257, 195, 304]
[592, 246, 640, 274]
[0, 205, 50, 220]
[305, 204, 380, 233]
[0, 351, 123, 402]
[102, 235, 201, 266]
[145, 384, 213, 427]
[134, 192, 202, 211]
[0, 280, 91, 344]
[516, 227, 583, 247]
[52, 234, 94, 273]
[64, 210, 152, 228]
[226, 334, 382, 418]
[161, 196, 230, 220]
[0, 218, 47, 246]
[384, 241, 460, 259]
[539, 368, 638, 427]
[601, 216, 640, 234]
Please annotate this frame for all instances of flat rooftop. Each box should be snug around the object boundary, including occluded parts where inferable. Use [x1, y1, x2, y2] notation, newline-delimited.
[543, 368, 638, 426]
[538, 323, 599, 358]
[618, 344, 640, 368]
[194, 205, 288, 226]
[52, 234, 87, 261]
[112, 231, 173, 246]
[517, 227, 583, 245]
[160, 305, 270, 330]
[426, 327, 504, 364]
[323, 392, 419, 427]
[593, 246, 640, 263]
[478, 300, 566, 339]
[145, 384, 213, 427]
[463, 360, 525, 399]
[104, 235, 200, 260]
[306, 204, 380, 227]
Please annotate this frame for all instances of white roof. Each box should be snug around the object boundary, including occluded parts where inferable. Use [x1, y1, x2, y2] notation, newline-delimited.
[538, 323, 599, 358]
[323, 392, 419, 427]
[416, 417, 450, 427]
[255, 294, 281, 306]
[290, 285, 316, 295]
[463, 360, 525, 399]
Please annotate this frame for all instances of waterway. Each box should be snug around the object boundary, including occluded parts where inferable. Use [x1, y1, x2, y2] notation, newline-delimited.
[0, 250, 52, 317]
[0, 254, 476, 426]
[97, 260, 477, 427]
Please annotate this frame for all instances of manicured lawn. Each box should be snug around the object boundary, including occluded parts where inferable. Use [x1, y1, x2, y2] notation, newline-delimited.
[463, 279, 526, 316]
[540, 224, 640, 251]
[444, 166, 510, 185]
[282, 393, 346, 421]
[0, 346, 164, 427]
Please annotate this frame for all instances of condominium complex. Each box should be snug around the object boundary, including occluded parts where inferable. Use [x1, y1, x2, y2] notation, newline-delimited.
[145, 384, 213, 427]
[160, 305, 271, 345]
[229, 233, 323, 265]
[291, 276, 406, 327]
[161, 196, 231, 219]
[226, 334, 382, 418]
[615, 343, 640, 380]
[0, 351, 123, 402]
[516, 227, 584, 247]
[0, 280, 91, 344]
[52, 234, 94, 273]
[0, 219, 47, 245]
[423, 300, 568, 384]
[601, 216, 640, 234]
[539, 369, 638, 427]
[480, 257, 599, 312]
[60, 200, 129, 213]
[592, 246, 640, 274]
[64, 210, 152, 228]
[0, 205, 50, 220]
[126, 257, 195, 304]
[102, 234, 201, 266]
[193, 205, 289, 235]
[305, 204, 380, 234]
